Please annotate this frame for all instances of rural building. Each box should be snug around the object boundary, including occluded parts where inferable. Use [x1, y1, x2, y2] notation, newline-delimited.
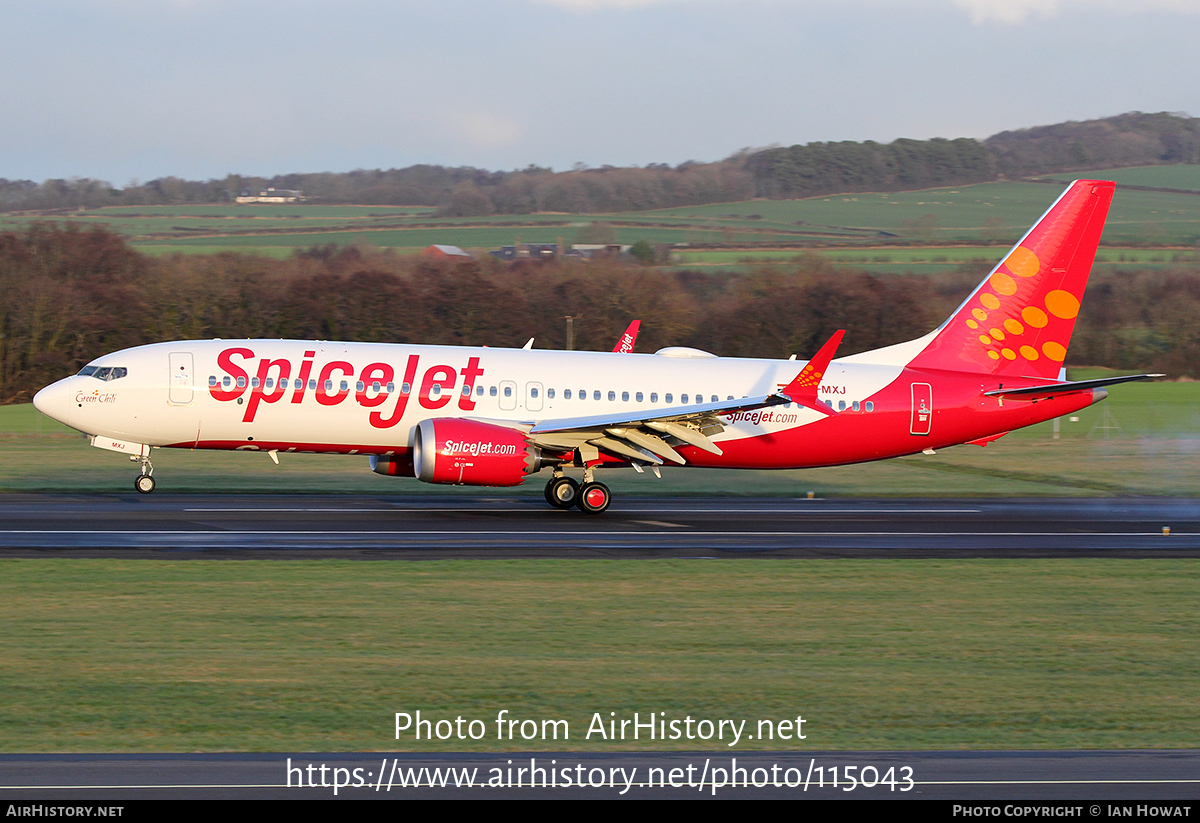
[235, 187, 305, 204]
[421, 244, 473, 260]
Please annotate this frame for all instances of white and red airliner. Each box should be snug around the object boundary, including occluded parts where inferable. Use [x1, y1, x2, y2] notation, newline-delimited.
[33, 180, 1158, 513]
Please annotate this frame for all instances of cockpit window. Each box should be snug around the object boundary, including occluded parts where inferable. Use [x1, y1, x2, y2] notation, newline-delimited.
[79, 366, 127, 381]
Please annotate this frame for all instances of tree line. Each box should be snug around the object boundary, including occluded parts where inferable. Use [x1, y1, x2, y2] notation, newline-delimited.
[4, 113, 1198, 216]
[2, 224, 1198, 404]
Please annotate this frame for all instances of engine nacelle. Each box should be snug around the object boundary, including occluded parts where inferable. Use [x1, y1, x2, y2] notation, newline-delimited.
[369, 453, 415, 477]
[413, 418, 546, 486]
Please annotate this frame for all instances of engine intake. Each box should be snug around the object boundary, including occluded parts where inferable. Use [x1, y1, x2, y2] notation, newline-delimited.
[413, 418, 546, 486]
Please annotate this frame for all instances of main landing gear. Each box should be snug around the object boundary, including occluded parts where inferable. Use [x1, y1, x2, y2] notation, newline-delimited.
[132, 454, 156, 494]
[543, 469, 611, 514]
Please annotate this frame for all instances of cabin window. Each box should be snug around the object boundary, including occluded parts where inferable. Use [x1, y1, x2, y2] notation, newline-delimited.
[865, 401, 874, 412]
[838, 400, 846, 411]
[490, 386, 497, 397]
[461, 384, 470, 396]
[607, 391, 615, 401]
[727, 396, 733, 401]
[476, 385, 484, 396]
[372, 382, 381, 392]
[237, 376, 246, 388]
[355, 381, 364, 392]
[548, 388, 555, 399]
[621, 391, 628, 402]
[635, 392, 643, 402]
[665, 393, 673, 403]
[309, 379, 317, 390]
[431, 385, 442, 396]
[852, 400, 860, 411]
[681, 394, 688, 404]
[339, 380, 349, 392]
[531, 387, 539, 399]
[251, 378, 260, 389]
[503, 386, 512, 398]
[593, 390, 601, 401]
[711, 395, 718, 403]
[650, 393, 658, 403]
[265, 378, 275, 389]
[386, 383, 395, 393]
[324, 380, 333, 391]
[208, 376, 217, 387]
[564, 389, 572, 400]
[223, 376, 232, 388]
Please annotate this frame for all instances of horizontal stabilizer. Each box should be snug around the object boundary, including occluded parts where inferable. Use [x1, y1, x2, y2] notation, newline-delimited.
[984, 373, 1163, 400]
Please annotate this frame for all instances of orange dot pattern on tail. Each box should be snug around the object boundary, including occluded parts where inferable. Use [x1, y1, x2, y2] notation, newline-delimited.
[909, 181, 1114, 380]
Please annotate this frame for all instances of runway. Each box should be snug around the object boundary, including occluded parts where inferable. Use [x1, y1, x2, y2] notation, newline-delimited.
[0, 494, 1197, 558]
[2, 750, 1198, 799]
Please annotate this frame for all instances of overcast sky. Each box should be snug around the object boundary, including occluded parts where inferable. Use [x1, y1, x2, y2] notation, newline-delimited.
[3, 0, 1199, 184]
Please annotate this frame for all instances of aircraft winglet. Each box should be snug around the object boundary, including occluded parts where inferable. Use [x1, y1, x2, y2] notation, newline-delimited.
[780, 330, 845, 416]
[613, 320, 640, 353]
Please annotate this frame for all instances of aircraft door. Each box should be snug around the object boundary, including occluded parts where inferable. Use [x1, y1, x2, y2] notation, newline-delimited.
[499, 380, 517, 411]
[526, 381, 543, 412]
[910, 382, 932, 435]
[168, 352, 194, 405]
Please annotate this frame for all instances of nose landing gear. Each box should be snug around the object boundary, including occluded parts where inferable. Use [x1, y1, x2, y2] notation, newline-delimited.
[132, 455, 156, 494]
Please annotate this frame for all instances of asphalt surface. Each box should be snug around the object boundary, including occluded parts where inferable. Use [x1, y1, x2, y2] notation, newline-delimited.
[0, 493, 1196, 558]
[1, 750, 1198, 800]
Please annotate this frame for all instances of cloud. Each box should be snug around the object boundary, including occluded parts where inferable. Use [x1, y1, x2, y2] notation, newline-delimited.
[950, 0, 1200, 24]
[446, 111, 525, 149]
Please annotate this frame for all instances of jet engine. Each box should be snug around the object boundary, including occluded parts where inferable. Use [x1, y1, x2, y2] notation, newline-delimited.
[412, 418, 549, 486]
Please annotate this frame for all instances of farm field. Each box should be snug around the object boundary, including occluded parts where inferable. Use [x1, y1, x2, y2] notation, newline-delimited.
[1041, 164, 1200, 192]
[4, 170, 1200, 254]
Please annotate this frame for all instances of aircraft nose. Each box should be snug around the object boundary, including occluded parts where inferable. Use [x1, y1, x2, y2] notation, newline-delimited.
[33, 377, 73, 427]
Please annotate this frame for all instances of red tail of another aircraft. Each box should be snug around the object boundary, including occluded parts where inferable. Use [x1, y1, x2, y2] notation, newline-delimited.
[907, 179, 1114, 379]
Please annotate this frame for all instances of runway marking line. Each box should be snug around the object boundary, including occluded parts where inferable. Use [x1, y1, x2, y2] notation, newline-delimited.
[0, 530, 1185, 537]
[180, 507, 984, 514]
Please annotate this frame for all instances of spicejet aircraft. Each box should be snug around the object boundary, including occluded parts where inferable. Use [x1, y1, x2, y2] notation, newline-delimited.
[32, 180, 1159, 513]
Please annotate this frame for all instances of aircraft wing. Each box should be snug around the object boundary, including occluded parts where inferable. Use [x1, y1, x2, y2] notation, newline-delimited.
[524, 393, 796, 464]
[519, 331, 846, 466]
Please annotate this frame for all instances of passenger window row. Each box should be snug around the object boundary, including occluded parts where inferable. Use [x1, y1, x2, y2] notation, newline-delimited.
[202, 374, 876, 412]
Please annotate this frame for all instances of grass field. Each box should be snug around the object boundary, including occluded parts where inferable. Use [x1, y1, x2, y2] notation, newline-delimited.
[5, 170, 1200, 254]
[1, 558, 1197, 752]
[1041, 164, 1200, 192]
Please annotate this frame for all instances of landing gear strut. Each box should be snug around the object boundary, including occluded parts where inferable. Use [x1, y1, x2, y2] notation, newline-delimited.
[544, 472, 580, 509]
[132, 455, 156, 494]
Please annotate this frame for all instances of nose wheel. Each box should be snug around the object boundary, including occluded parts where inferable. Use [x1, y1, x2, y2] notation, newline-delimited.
[133, 456, 156, 494]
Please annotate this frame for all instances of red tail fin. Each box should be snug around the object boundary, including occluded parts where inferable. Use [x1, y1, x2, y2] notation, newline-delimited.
[908, 180, 1114, 379]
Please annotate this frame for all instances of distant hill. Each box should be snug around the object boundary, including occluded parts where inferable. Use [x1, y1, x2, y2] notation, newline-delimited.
[985, 111, 1200, 178]
[2, 112, 1198, 215]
